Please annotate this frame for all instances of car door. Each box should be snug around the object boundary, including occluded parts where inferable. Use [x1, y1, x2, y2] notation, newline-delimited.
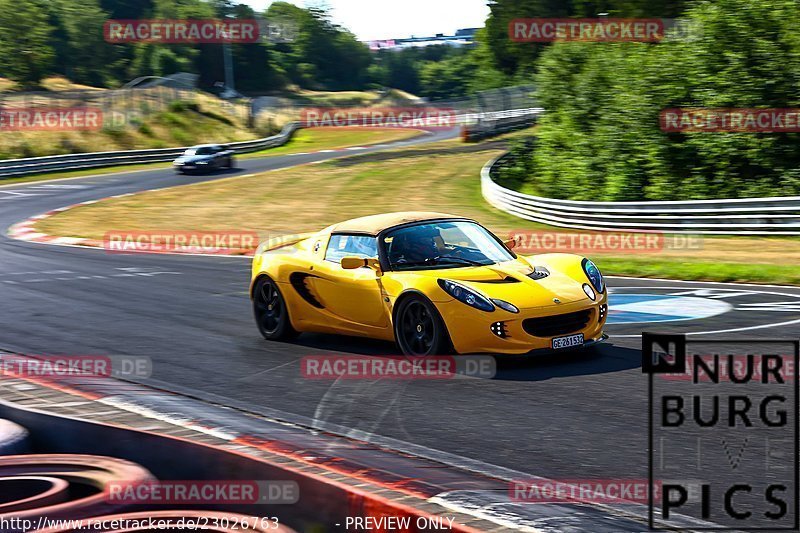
[307, 234, 389, 329]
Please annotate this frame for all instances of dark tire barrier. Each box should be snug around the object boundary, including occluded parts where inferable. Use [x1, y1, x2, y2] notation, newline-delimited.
[0, 419, 29, 455]
[0, 476, 69, 512]
[36, 511, 296, 532]
[0, 455, 154, 523]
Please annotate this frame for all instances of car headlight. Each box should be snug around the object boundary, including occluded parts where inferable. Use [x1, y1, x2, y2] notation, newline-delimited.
[438, 279, 495, 312]
[582, 258, 604, 293]
[196, 160, 209, 165]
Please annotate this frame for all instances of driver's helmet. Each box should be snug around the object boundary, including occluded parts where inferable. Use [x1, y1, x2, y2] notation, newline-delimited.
[393, 225, 440, 263]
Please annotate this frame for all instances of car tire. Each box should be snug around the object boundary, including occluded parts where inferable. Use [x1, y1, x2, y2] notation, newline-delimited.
[394, 294, 450, 356]
[227, 157, 235, 169]
[253, 277, 298, 341]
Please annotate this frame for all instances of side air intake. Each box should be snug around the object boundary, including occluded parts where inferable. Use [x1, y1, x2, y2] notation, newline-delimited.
[289, 272, 324, 308]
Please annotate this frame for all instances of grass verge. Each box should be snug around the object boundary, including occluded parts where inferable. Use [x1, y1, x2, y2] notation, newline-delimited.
[241, 127, 424, 158]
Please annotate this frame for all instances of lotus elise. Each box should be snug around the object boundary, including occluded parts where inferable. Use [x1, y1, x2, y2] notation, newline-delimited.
[250, 212, 608, 356]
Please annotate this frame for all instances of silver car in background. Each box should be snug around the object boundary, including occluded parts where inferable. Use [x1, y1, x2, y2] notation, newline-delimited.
[173, 144, 235, 174]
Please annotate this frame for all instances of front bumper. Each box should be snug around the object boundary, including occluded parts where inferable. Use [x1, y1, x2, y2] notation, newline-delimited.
[513, 333, 608, 358]
[439, 297, 608, 355]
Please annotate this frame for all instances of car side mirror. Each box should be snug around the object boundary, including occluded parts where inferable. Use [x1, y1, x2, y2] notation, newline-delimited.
[341, 257, 366, 269]
[503, 238, 517, 250]
[341, 257, 383, 276]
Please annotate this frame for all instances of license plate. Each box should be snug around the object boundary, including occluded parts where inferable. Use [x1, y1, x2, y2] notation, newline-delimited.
[552, 333, 584, 350]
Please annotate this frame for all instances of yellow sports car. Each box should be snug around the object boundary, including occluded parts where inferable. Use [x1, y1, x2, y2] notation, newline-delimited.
[250, 212, 608, 356]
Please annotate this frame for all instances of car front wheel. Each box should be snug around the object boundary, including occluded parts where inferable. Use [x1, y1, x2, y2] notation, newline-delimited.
[394, 295, 449, 356]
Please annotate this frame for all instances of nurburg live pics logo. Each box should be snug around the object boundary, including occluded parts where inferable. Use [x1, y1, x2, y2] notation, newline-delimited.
[643, 333, 800, 530]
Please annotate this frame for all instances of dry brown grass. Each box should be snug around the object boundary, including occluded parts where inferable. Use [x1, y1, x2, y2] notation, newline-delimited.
[26, 131, 800, 285]
[35, 140, 800, 271]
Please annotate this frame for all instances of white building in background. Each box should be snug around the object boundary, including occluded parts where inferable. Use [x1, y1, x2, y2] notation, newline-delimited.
[368, 28, 479, 51]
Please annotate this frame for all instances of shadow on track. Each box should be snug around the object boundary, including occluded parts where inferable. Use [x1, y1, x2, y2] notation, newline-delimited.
[285, 333, 399, 356]
[176, 167, 245, 177]
[491, 343, 641, 382]
[273, 334, 642, 382]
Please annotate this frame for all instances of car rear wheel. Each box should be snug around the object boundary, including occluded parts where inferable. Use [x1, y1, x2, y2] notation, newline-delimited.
[394, 295, 449, 356]
[227, 157, 235, 168]
[253, 277, 298, 341]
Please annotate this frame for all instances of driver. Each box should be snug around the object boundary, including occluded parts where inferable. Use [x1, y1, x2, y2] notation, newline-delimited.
[392, 225, 441, 263]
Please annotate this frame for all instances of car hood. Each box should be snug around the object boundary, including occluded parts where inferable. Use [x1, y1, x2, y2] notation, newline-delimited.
[408, 258, 591, 309]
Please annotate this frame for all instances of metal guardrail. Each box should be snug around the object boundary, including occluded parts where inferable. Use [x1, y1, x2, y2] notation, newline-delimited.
[0, 122, 301, 179]
[462, 107, 542, 141]
[482, 152, 800, 235]
[0, 105, 544, 179]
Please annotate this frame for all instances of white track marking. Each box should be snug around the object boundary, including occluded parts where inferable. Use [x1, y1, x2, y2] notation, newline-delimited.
[607, 275, 800, 290]
[0, 165, 166, 189]
[610, 286, 800, 337]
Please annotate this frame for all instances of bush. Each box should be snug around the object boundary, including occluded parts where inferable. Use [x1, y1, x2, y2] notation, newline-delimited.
[519, 0, 800, 201]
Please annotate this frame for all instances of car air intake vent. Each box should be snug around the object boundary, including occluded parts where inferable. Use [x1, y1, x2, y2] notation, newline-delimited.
[523, 309, 592, 337]
[289, 272, 324, 309]
[471, 277, 521, 284]
[527, 266, 550, 280]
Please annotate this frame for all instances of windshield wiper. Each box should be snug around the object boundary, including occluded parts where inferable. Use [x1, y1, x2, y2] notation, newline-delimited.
[392, 256, 488, 269]
[432, 255, 487, 266]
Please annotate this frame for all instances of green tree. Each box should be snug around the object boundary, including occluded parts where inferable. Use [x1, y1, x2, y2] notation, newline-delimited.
[483, 0, 688, 79]
[266, 2, 371, 90]
[418, 51, 475, 100]
[0, 0, 55, 87]
[50, 0, 119, 86]
[517, 0, 800, 201]
[128, 0, 214, 81]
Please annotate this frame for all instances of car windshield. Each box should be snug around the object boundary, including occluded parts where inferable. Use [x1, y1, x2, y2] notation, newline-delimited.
[184, 147, 213, 156]
[384, 220, 514, 271]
